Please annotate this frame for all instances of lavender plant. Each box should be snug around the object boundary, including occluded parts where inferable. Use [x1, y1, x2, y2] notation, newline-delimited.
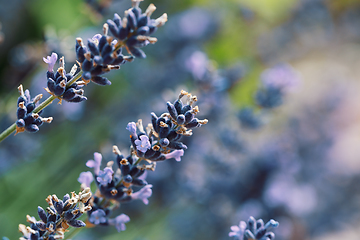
[0, 1, 286, 239]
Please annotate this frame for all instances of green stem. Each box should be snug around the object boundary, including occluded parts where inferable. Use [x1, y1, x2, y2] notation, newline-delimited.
[0, 70, 83, 143]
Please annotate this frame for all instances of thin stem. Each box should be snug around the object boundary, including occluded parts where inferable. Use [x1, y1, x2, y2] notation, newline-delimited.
[0, 70, 83, 143]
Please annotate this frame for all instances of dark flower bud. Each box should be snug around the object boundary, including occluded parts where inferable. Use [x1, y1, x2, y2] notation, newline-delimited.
[182, 104, 192, 113]
[68, 95, 87, 103]
[167, 141, 187, 150]
[68, 219, 86, 228]
[185, 118, 200, 129]
[151, 112, 159, 133]
[87, 39, 100, 56]
[98, 36, 108, 53]
[25, 124, 39, 133]
[129, 166, 140, 177]
[159, 138, 169, 147]
[184, 111, 194, 124]
[63, 210, 75, 221]
[120, 160, 131, 176]
[107, 19, 119, 37]
[132, 178, 147, 186]
[167, 101, 177, 119]
[118, 26, 129, 40]
[123, 174, 132, 183]
[129, 47, 146, 58]
[16, 119, 25, 128]
[255, 227, 266, 239]
[26, 102, 35, 113]
[127, 10, 137, 29]
[137, 15, 149, 28]
[37, 206, 47, 223]
[174, 99, 183, 115]
[247, 216, 256, 234]
[91, 76, 112, 86]
[176, 114, 185, 125]
[30, 232, 39, 240]
[82, 59, 93, 72]
[35, 222, 46, 231]
[137, 26, 150, 35]
[54, 200, 64, 215]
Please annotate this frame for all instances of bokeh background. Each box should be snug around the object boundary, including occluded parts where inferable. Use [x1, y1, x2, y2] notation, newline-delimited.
[1, 0, 360, 239]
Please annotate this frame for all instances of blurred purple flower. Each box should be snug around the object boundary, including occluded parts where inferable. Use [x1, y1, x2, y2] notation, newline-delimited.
[134, 135, 151, 153]
[229, 221, 246, 239]
[86, 152, 102, 175]
[109, 213, 130, 232]
[131, 184, 153, 205]
[165, 149, 184, 162]
[43, 52, 58, 72]
[89, 209, 107, 225]
[261, 63, 300, 91]
[78, 171, 94, 187]
[185, 51, 208, 80]
[96, 167, 114, 185]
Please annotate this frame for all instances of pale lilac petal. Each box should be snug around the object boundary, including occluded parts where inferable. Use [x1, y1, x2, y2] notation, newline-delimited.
[230, 225, 240, 232]
[43, 52, 58, 72]
[86, 152, 102, 175]
[109, 214, 130, 232]
[77, 171, 94, 187]
[135, 135, 151, 153]
[126, 122, 137, 137]
[96, 167, 114, 185]
[92, 34, 102, 42]
[89, 209, 107, 225]
[131, 184, 152, 205]
[165, 149, 184, 162]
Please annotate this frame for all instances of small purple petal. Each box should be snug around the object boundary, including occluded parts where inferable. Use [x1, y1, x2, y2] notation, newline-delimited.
[134, 135, 151, 153]
[96, 167, 114, 185]
[78, 171, 94, 187]
[126, 122, 137, 137]
[131, 184, 152, 205]
[43, 52, 58, 72]
[165, 149, 184, 162]
[86, 152, 102, 175]
[89, 209, 107, 225]
[109, 213, 130, 232]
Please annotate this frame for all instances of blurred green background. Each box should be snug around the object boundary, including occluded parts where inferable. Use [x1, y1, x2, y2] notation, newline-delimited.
[2, 0, 360, 239]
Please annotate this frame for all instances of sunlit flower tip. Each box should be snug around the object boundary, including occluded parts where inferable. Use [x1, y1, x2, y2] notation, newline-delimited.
[134, 135, 151, 153]
[96, 167, 114, 185]
[126, 122, 137, 137]
[265, 219, 279, 229]
[78, 171, 94, 187]
[131, 184, 153, 205]
[92, 33, 102, 42]
[165, 149, 184, 162]
[89, 209, 107, 225]
[229, 221, 247, 238]
[86, 152, 102, 175]
[43, 52, 58, 72]
[109, 214, 130, 232]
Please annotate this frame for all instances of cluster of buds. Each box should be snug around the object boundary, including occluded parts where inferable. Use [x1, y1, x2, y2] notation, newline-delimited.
[16, 85, 52, 134]
[75, 0, 167, 85]
[128, 90, 208, 162]
[44, 53, 87, 104]
[229, 216, 279, 240]
[18, 188, 92, 240]
[77, 90, 207, 232]
[106, 0, 167, 58]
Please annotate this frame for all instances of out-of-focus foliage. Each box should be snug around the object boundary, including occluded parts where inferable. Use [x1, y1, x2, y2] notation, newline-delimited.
[1, 0, 360, 239]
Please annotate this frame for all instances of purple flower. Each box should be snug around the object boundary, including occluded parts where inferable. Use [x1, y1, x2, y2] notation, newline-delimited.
[165, 149, 184, 162]
[78, 171, 94, 187]
[134, 135, 151, 153]
[131, 184, 152, 205]
[43, 52, 58, 72]
[86, 152, 102, 175]
[89, 209, 107, 225]
[109, 213, 130, 232]
[126, 122, 137, 137]
[96, 167, 114, 185]
[261, 64, 300, 91]
[229, 221, 246, 239]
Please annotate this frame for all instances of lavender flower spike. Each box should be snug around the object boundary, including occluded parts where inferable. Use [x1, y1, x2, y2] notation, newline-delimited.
[43, 52, 58, 72]
[97, 167, 114, 185]
[109, 214, 130, 232]
[86, 152, 102, 175]
[134, 135, 151, 153]
[131, 184, 153, 205]
[78, 171, 94, 188]
[165, 149, 184, 162]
